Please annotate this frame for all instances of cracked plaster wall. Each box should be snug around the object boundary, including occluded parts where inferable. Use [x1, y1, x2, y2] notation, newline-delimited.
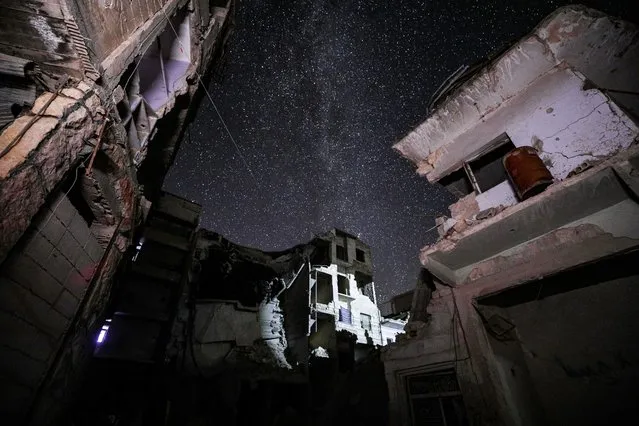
[0, 84, 105, 264]
[67, 0, 167, 65]
[431, 67, 637, 213]
[395, 6, 639, 181]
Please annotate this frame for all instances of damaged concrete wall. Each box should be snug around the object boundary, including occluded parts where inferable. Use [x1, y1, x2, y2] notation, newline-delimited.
[282, 262, 310, 368]
[433, 67, 637, 214]
[0, 193, 105, 424]
[404, 63, 637, 187]
[422, 160, 639, 287]
[186, 230, 319, 379]
[0, 82, 105, 264]
[66, 0, 167, 66]
[479, 250, 639, 426]
[394, 5, 639, 181]
[538, 6, 639, 118]
[0, 0, 87, 79]
[0, 1, 235, 425]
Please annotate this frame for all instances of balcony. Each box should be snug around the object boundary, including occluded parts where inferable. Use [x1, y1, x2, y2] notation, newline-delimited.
[422, 148, 639, 290]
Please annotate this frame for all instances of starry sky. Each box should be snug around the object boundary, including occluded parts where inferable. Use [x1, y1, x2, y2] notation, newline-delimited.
[165, 0, 637, 305]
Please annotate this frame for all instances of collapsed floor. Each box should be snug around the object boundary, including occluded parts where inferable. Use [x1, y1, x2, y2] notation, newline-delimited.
[61, 195, 392, 426]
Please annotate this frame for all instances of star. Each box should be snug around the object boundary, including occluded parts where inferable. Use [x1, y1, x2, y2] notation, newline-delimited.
[165, 0, 637, 307]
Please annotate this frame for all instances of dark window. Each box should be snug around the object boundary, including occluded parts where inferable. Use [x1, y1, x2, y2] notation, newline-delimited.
[361, 313, 372, 332]
[356, 248, 366, 262]
[438, 134, 515, 197]
[61, 172, 95, 226]
[315, 272, 333, 304]
[336, 244, 347, 261]
[407, 370, 469, 426]
[469, 139, 515, 192]
[337, 275, 349, 295]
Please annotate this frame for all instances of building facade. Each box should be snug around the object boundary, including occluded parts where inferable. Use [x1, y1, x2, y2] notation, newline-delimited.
[383, 6, 639, 426]
[151, 228, 405, 424]
[0, 1, 234, 424]
[310, 229, 406, 351]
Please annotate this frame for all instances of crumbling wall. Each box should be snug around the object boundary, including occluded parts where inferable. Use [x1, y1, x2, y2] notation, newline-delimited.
[0, 193, 105, 424]
[480, 250, 639, 426]
[538, 5, 639, 118]
[0, 1, 86, 79]
[0, 82, 104, 263]
[395, 5, 639, 181]
[67, 0, 167, 67]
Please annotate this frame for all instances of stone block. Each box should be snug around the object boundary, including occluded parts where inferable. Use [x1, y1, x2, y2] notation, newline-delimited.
[0, 277, 68, 340]
[85, 94, 101, 111]
[49, 193, 77, 227]
[65, 105, 89, 129]
[76, 81, 93, 94]
[84, 235, 105, 262]
[61, 87, 85, 100]
[53, 290, 80, 319]
[45, 250, 74, 284]
[57, 230, 84, 266]
[32, 93, 76, 118]
[64, 270, 89, 299]
[0, 116, 58, 179]
[0, 311, 55, 362]
[2, 253, 63, 303]
[68, 213, 91, 248]
[23, 231, 54, 265]
[0, 346, 46, 388]
[38, 214, 65, 246]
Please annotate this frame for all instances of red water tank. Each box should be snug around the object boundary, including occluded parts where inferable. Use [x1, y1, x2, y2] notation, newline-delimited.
[503, 146, 553, 200]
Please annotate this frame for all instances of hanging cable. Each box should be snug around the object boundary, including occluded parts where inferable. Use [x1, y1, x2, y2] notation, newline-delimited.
[160, 8, 257, 183]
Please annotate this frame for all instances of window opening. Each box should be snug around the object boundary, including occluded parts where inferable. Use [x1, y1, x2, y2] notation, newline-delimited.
[361, 313, 372, 332]
[439, 134, 515, 197]
[407, 369, 469, 426]
[337, 275, 349, 295]
[336, 244, 347, 261]
[356, 248, 366, 262]
[315, 271, 333, 304]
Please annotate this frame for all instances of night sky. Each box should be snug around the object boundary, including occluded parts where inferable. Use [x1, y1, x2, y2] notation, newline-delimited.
[165, 0, 636, 304]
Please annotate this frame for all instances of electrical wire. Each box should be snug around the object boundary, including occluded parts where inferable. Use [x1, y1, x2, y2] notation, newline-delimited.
[449, 287, 490, 409]
[160, 8, 257, 183]
[38, 155, 91, 232]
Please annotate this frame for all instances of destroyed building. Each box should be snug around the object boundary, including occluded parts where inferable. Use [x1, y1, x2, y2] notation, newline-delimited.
[153, 227, 404, 424]
[383, 5, 639, 426]
[0, 1, 235, 424]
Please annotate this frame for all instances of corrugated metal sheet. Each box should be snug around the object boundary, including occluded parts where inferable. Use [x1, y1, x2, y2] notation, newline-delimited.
[0, 1, 84, 79]
[0, 53, 36, 127]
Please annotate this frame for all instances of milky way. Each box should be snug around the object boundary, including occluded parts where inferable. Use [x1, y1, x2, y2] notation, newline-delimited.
[165, 0, 636, 304]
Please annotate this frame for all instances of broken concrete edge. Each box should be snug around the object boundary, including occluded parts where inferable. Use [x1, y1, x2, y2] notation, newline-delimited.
[419, 143, 639, 260]
[393, 5, 637, 172]
[98, 0, 190, 91]
[0, 79, 117, 264]
[26, 231, 127, 426]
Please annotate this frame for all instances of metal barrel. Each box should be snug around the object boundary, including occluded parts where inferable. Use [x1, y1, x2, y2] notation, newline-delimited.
[503, 146, 554, 200]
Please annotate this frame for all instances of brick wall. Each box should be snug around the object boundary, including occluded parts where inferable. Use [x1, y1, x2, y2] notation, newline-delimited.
[0, 192, 105, 424]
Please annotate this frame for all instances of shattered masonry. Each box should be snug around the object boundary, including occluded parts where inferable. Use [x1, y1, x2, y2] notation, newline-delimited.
[383, 6, 639, 426]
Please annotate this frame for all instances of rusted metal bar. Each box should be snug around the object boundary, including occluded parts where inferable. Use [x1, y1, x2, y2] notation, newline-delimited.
[0, 75, 70, 160]
[85, 118, 108, 175]
[463, 162, 482, 194]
